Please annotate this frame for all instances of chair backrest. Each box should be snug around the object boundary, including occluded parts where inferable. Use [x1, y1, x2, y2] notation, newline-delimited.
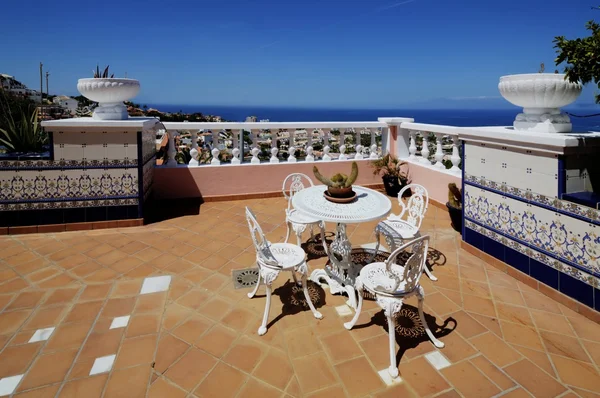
[398, 184, 429, 229]
[245, 207, 279, 267]
[282, 173, 314, 210]
[384, 235, 430, 293]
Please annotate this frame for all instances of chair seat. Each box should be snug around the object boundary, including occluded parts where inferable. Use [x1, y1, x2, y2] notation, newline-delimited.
[261, 243, 306, 269]
[287, 209, 321, 225]
[377, 219, 419, 240]
[359, 262, 413, 295]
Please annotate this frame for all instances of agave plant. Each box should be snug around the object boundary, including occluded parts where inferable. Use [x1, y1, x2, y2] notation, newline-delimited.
[93, 65, 114, 78]
[0, 105, 47, 153]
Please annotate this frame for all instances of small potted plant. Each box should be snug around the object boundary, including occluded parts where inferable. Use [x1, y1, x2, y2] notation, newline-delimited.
[447, 183, 462, 232]
[313, 161, 358, 201]
[370, 153, 409, 197]
[77, 65, 140, 120]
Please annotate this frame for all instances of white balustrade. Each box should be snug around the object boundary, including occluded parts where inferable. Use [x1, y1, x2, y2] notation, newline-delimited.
[211, 130, 221, 165]
[288, 129, 297, 162]
[354, 128, 363, 160]
[419, 132, 431, 165]
[190, 129, 199, 151]
[270, 129, 279, 163]
[165, 130, 179, 166]
[450, 135, 462, 173]
[322, 129, 331, 161]
[251, 129, 260, 164]
[306, 129, 315, 162]
[232, 129, 241, 164]
[433, 132, 445, 169]
[339, 130, 347, 160]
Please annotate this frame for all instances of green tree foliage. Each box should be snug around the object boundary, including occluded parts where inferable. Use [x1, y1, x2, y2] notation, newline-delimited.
[554, 18, 600, 102]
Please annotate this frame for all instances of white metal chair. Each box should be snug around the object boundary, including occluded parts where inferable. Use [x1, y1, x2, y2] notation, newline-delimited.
[245, 207, 323, 336]
[282, 173, 327, 252]
[344, 235, 444, 378]
[371, 184, 436, 280]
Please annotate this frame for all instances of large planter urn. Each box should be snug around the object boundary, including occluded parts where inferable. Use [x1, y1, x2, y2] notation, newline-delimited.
[77, 78, 140, 120]
[498, 73, 582, 133]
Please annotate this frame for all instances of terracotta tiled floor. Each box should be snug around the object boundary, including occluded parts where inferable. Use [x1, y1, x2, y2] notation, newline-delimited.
[1, 196, 600, 397]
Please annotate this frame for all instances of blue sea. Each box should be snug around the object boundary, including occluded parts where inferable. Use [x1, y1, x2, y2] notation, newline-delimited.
[145, 105, 600, 133]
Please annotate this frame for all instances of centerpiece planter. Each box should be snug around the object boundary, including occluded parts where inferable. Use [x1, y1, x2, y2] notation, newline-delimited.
[77, 66, 140, 120]
[313, 162, 358, 203]
[446, 183, 462, 232]
[498, 73, 582, 133]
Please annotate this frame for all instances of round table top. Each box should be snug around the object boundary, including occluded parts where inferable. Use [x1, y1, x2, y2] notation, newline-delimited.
[292, 185, 392, 224]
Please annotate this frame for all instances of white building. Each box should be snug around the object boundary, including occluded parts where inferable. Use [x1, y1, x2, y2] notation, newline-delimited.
[1, 74, 42, 102]
[245, 116, 257, 122]
[53, 95, 78, 114]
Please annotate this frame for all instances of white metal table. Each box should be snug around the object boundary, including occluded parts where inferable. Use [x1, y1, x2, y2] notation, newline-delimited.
[292, 185, 392, 309]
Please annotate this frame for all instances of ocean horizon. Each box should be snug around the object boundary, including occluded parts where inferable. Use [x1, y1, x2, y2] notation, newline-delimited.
[145, 104, 600, 132]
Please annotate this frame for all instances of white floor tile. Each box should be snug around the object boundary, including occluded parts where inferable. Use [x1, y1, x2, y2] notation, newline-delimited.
[89, 354, 116, 376]
[424, 351, 451, 370]
[377, 369, 403, 386]
[28, 327, 55, 343]
[110, 315, 130, 330]
[0, 375, 23, 396]
[140, 275, 171, 295]
[335, 305, 353, 317]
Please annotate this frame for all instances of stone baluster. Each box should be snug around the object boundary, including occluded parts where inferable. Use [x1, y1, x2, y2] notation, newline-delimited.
[190, 130, 199, 151]
[165, 130, 179, 166]
[270, 129, 279, 163]
[211, 130, 220, 165]
[369, 129, 378, 159]
[355, 128, 364, 160]
[339, 130, 347, 160]
[288, 130, 296, 162]
[231, 129, 241, 164]
[433, 133, 445, 169]
[450, 135, 462, 173]
[250, 129, 260, 164]
[420, 132, 432, 165]
[306, 129, 315, 162]
[409, 130, 417, 160]
[322, 129, 331, 161]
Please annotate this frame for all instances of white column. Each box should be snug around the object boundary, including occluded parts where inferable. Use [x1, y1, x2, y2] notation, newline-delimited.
[288, 130, 296, 162]
[419, 132, 432, 165]
[250, 129, 260, 164]
[322, 128, 331, 161]
[306, 129, 314, 162]
[211, 130, 220, 165]
[232, 129, 241, 164]
[339, 130, 347, 160]
[270, 129, 279, 163]
[190, 130, 199, 151]
[450, 135, 462, 174]
[165, 130, 179, 166]
[369, 129, 378, 159]
[409, 130, 417, 160]
[355, 128, 363, 160]
[433, 132, 445, 169]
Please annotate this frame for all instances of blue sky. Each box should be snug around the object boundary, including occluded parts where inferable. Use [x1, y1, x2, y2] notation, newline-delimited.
[0, 0, 597, 108]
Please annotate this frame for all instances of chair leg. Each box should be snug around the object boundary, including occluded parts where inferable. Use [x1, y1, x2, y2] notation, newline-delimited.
[344, 282, 364, 330]
[258, 283, 272, 336]
[386, 309, 399, 378]
[309, 224, 315, 241]
[301, 272, 323, 319]
[247, 273, 262, 299]
[319, 222, 329, 256]
[291, 270, 301, 286]
[423, 264, 438, 281]
[296, 230, 303, 247]
[369, 229, 382, 263]
[417, 286, 444, 348]
[285, 222, 292, 244]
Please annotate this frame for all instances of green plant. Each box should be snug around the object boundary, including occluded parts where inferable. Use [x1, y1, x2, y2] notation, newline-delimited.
[539, 63, 545, 73]
[313, 161, 358, 188]
[554, 17, 600, 102]
[370, 153, 408, 183]
[93, 65, 114, 78]
[448, 183, 462, 209]
[0, 106, 46, 153]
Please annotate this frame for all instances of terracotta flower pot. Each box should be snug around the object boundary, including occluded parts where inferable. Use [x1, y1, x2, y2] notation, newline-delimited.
[327, 186, 354, 198]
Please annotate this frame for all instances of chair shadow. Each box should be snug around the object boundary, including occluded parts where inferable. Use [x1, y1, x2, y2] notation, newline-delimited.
[426, 247, 447, 275]
[266, 279, 327, 329]
[302, 232, 335, 261]
[351, 303, 457, 365]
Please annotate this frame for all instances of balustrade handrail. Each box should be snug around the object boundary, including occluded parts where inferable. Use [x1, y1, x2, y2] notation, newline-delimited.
[399, 122, 459, 136]
[162, 121, 387, 130]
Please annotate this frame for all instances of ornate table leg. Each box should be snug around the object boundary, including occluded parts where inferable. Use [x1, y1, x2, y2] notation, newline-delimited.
[310, 222, 359, 309]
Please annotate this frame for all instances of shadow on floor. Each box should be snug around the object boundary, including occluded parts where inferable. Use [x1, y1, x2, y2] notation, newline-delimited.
[266, 279, 327, 329]
[144, 196, 204, 224]
[354, 304, 457, 365]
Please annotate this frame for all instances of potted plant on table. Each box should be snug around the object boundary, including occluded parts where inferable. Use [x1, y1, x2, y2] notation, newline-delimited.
[313, 161, 358, 202]
[370, 153, 409, 197]
[447, 183, 462, 232]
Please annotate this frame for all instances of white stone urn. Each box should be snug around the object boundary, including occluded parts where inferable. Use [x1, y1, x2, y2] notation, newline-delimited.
[498, 73, 582, 133]
[77, 78, 140, 120]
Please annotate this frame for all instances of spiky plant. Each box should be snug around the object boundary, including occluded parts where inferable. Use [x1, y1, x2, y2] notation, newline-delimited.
[93, 65, 114, 78]
[313, 161, 359, 188]
[0, 105, 46, 153]
[370, 153, 408, 183]
[448, 183, 462, 209]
